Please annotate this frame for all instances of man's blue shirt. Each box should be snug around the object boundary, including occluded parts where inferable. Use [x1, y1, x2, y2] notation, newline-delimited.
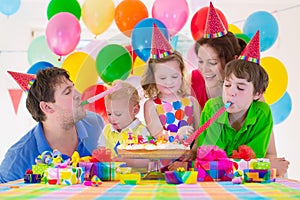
[0, 111, 105, 183]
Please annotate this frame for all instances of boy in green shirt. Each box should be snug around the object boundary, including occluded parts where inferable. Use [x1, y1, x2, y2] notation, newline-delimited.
[197, 31, 273, 158]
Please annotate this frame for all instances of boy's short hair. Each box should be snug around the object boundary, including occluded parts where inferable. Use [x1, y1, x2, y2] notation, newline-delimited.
[225, 59, 269, 95]
[105, 80, 140, 106]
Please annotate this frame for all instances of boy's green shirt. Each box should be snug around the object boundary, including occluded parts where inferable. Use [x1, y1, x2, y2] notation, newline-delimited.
[197, 96, 273, 158]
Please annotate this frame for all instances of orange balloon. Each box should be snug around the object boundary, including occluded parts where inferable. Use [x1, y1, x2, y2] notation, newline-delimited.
[115, 0, 148, 37]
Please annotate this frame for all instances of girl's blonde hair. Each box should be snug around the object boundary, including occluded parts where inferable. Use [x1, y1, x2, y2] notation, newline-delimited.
[105, 80, 140, 106]
[140, 51, 189, 98]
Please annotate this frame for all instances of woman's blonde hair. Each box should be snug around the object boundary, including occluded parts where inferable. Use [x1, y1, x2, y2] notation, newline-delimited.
[140, 51, 189, 98]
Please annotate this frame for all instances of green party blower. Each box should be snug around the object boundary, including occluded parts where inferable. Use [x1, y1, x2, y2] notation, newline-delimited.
[81, 83, 122, 106]
[183, 101, 232, 146]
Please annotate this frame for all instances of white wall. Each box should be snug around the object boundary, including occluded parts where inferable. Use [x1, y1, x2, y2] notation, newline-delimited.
[0, 0, 299, 180]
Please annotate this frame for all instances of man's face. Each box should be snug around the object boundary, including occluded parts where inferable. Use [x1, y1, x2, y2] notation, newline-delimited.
[52, 77, 86, 128]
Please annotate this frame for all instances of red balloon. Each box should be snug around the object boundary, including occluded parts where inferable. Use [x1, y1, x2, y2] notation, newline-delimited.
[81, 84, 108, 123]
[125, 44, 137, 64]
[190, 6, 228, 41]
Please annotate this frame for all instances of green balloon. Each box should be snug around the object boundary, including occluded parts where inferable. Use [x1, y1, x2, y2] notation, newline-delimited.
[96, 44, 132, 85]
[47, 0, 81, 20]
[235, 33, 251, 44]
[27, 35, 61, 67]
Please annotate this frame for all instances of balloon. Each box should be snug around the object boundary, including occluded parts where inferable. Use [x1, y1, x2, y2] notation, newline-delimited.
[46, 12, 81, 57]
[82, 0, 115, 37]
[131, 18, 169, 62]
[270, 92, 292, 125]
[81, 84, 108, 123]
[243, 11, 279, 52]
[132, 57, 146, 76]
[0, 0, 21, 16]
[191, 6, 228, 41]
[81, 40, 108, 60]
[62, 52, 98, 93]
[115, 0, 148, 37]
[261, 57, 288, 104]
[235, 33, 250, 44]
[27, 61, 54, 74]
[47, 0, 81, 20]
[96, 44, 132, 85]
[152, 0, 189, 36]
[228, 24, 242, 34]
[125, 44, 138, 64]
[27, 35, 61, 66]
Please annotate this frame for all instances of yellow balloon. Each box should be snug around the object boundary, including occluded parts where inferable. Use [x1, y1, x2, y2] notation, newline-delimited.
[62, 52, 98, 93]
[82, 0, 115, 37]
[261, 57, 288, 104]
[228, 24, 242, 34]
[132, 56, 146, 76]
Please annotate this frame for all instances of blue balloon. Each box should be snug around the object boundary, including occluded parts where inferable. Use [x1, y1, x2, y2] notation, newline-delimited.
[243, 11, 279, 52]
[270, 92, 292, 125]
[0, 0, 21, 16]
[27, 61, 54, 74]
[131, 18, 169, 62]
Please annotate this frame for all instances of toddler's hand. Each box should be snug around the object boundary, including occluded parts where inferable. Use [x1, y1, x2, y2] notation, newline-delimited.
[177, 126, 194, 141]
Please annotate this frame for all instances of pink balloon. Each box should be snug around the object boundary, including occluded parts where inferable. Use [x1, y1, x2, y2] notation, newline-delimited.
[152, 0, 189, 36]
[46, 12, 81, 57]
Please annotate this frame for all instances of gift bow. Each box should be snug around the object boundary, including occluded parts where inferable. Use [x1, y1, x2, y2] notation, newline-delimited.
[196, 145, 228, 161]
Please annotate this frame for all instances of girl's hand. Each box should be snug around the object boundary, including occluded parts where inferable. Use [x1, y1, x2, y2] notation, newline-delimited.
[178, 126, 194, 140]
[168, 161, 188, 171]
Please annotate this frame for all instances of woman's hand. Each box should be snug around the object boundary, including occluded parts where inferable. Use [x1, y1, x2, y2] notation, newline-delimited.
[178, 126, 194, 140]
[168, 161, 188, 171]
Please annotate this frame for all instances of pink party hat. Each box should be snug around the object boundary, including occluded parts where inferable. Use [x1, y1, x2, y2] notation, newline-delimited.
[238, 31, 260, 64]
[150, 23, 173, 59]
[204, 2, 227, 38]
[7, 71, 36, 93]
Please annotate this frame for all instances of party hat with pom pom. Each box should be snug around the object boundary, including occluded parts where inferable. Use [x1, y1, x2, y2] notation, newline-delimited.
[7, 71, 36, 93]
[238, 30, 260, 64]
[204, 2, 227, 38]
[150, 23, 173, 59]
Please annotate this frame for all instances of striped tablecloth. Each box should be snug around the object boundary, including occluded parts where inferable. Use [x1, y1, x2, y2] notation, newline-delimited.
[1, 178, 300, 199]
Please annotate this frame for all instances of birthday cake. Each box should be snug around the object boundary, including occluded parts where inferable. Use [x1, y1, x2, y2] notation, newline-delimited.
[117, 135, 190, 159]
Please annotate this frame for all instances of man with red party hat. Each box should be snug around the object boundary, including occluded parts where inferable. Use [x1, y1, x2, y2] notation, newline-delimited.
[0, 67, 105, 183]
[197, 31, 274, 159]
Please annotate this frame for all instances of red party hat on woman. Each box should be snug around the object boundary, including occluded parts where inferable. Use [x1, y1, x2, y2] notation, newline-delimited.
[150, 23, 173, 59]
[204, 2, 227, 38]
[7, 71, 36, 93]
[238, 31, 260, 64]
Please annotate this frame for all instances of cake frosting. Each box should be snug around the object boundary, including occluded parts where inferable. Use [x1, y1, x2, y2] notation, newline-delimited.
[117, 142, 190, 151]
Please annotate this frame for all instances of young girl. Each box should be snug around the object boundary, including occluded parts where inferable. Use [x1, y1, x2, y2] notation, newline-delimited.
[141, 24, 200, 142]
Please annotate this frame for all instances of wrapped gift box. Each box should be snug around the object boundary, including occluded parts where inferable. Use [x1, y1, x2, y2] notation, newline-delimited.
[44, 167, 84, 185]
[91, 162, 126, 181]
[78, 162, 94, 180]
[230, 158, 270, 171]
[24, 174, 42, 183]
[243, 168, 276, 183]
[32, 164, 51, 176]
[165, 171, 198, 184]
[195, 159, 234, 182]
